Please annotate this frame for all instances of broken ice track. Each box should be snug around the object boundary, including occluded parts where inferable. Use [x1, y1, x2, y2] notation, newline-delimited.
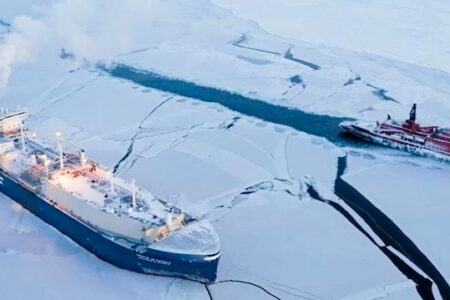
[307, 155, 449, 300]
[102, 64, 449, 299]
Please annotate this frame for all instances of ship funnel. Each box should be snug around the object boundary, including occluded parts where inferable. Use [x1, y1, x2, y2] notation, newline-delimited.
[409, 103, 417, 123]
[20, 122, 26, 153]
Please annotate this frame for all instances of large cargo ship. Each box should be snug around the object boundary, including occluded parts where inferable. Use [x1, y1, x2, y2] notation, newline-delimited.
[340, 104, 450, 160]
[0, 109, 220, 282]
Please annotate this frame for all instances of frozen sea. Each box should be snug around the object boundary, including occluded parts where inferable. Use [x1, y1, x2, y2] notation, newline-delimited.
[0, 1, 449, 299]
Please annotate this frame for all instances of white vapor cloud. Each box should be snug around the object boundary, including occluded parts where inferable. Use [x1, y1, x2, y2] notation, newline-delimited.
[0, 16, 47, 91]
[0, 0, 226, 92]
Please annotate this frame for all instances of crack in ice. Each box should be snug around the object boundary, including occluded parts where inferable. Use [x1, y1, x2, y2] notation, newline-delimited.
[211, 279, 282, 300]
[112, 96, 173, 174]
[332, 155, 448, 299]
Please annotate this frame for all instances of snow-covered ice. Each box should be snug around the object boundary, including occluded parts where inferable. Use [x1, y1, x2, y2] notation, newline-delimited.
[212, 0, 450, 73]
[0, 64, 427, 299]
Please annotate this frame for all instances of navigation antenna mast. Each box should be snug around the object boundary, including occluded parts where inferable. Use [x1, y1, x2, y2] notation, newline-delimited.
[56, 132, 64, 170]
[43, 154, 49, 178]
[109, 171, 115, 195]
[20, 122, 26, 153]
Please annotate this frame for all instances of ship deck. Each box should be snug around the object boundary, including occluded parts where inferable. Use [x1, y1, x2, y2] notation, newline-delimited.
[0, 125, 220, 256]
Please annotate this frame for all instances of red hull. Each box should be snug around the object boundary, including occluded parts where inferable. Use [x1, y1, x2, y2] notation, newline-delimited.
[376, 121, 450, 156]
[340, 105, 450, 160]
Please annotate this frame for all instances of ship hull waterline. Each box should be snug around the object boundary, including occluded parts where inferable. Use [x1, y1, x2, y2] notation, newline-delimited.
[0, 170, 219, 283]
[340, 123, 450, 161]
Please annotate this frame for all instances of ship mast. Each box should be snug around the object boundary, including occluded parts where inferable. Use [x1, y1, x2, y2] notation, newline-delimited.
[20, 122, 26, 153]
[56, 132, 64, 170]
[43, 154, 49, 178]
[108, 170, 115, 195]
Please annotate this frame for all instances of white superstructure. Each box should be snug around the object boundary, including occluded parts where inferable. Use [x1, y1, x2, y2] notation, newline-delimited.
[0, 110, 28, 134]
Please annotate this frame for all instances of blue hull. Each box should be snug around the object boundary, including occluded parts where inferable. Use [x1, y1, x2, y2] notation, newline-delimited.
[0, 170, 219, 283]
